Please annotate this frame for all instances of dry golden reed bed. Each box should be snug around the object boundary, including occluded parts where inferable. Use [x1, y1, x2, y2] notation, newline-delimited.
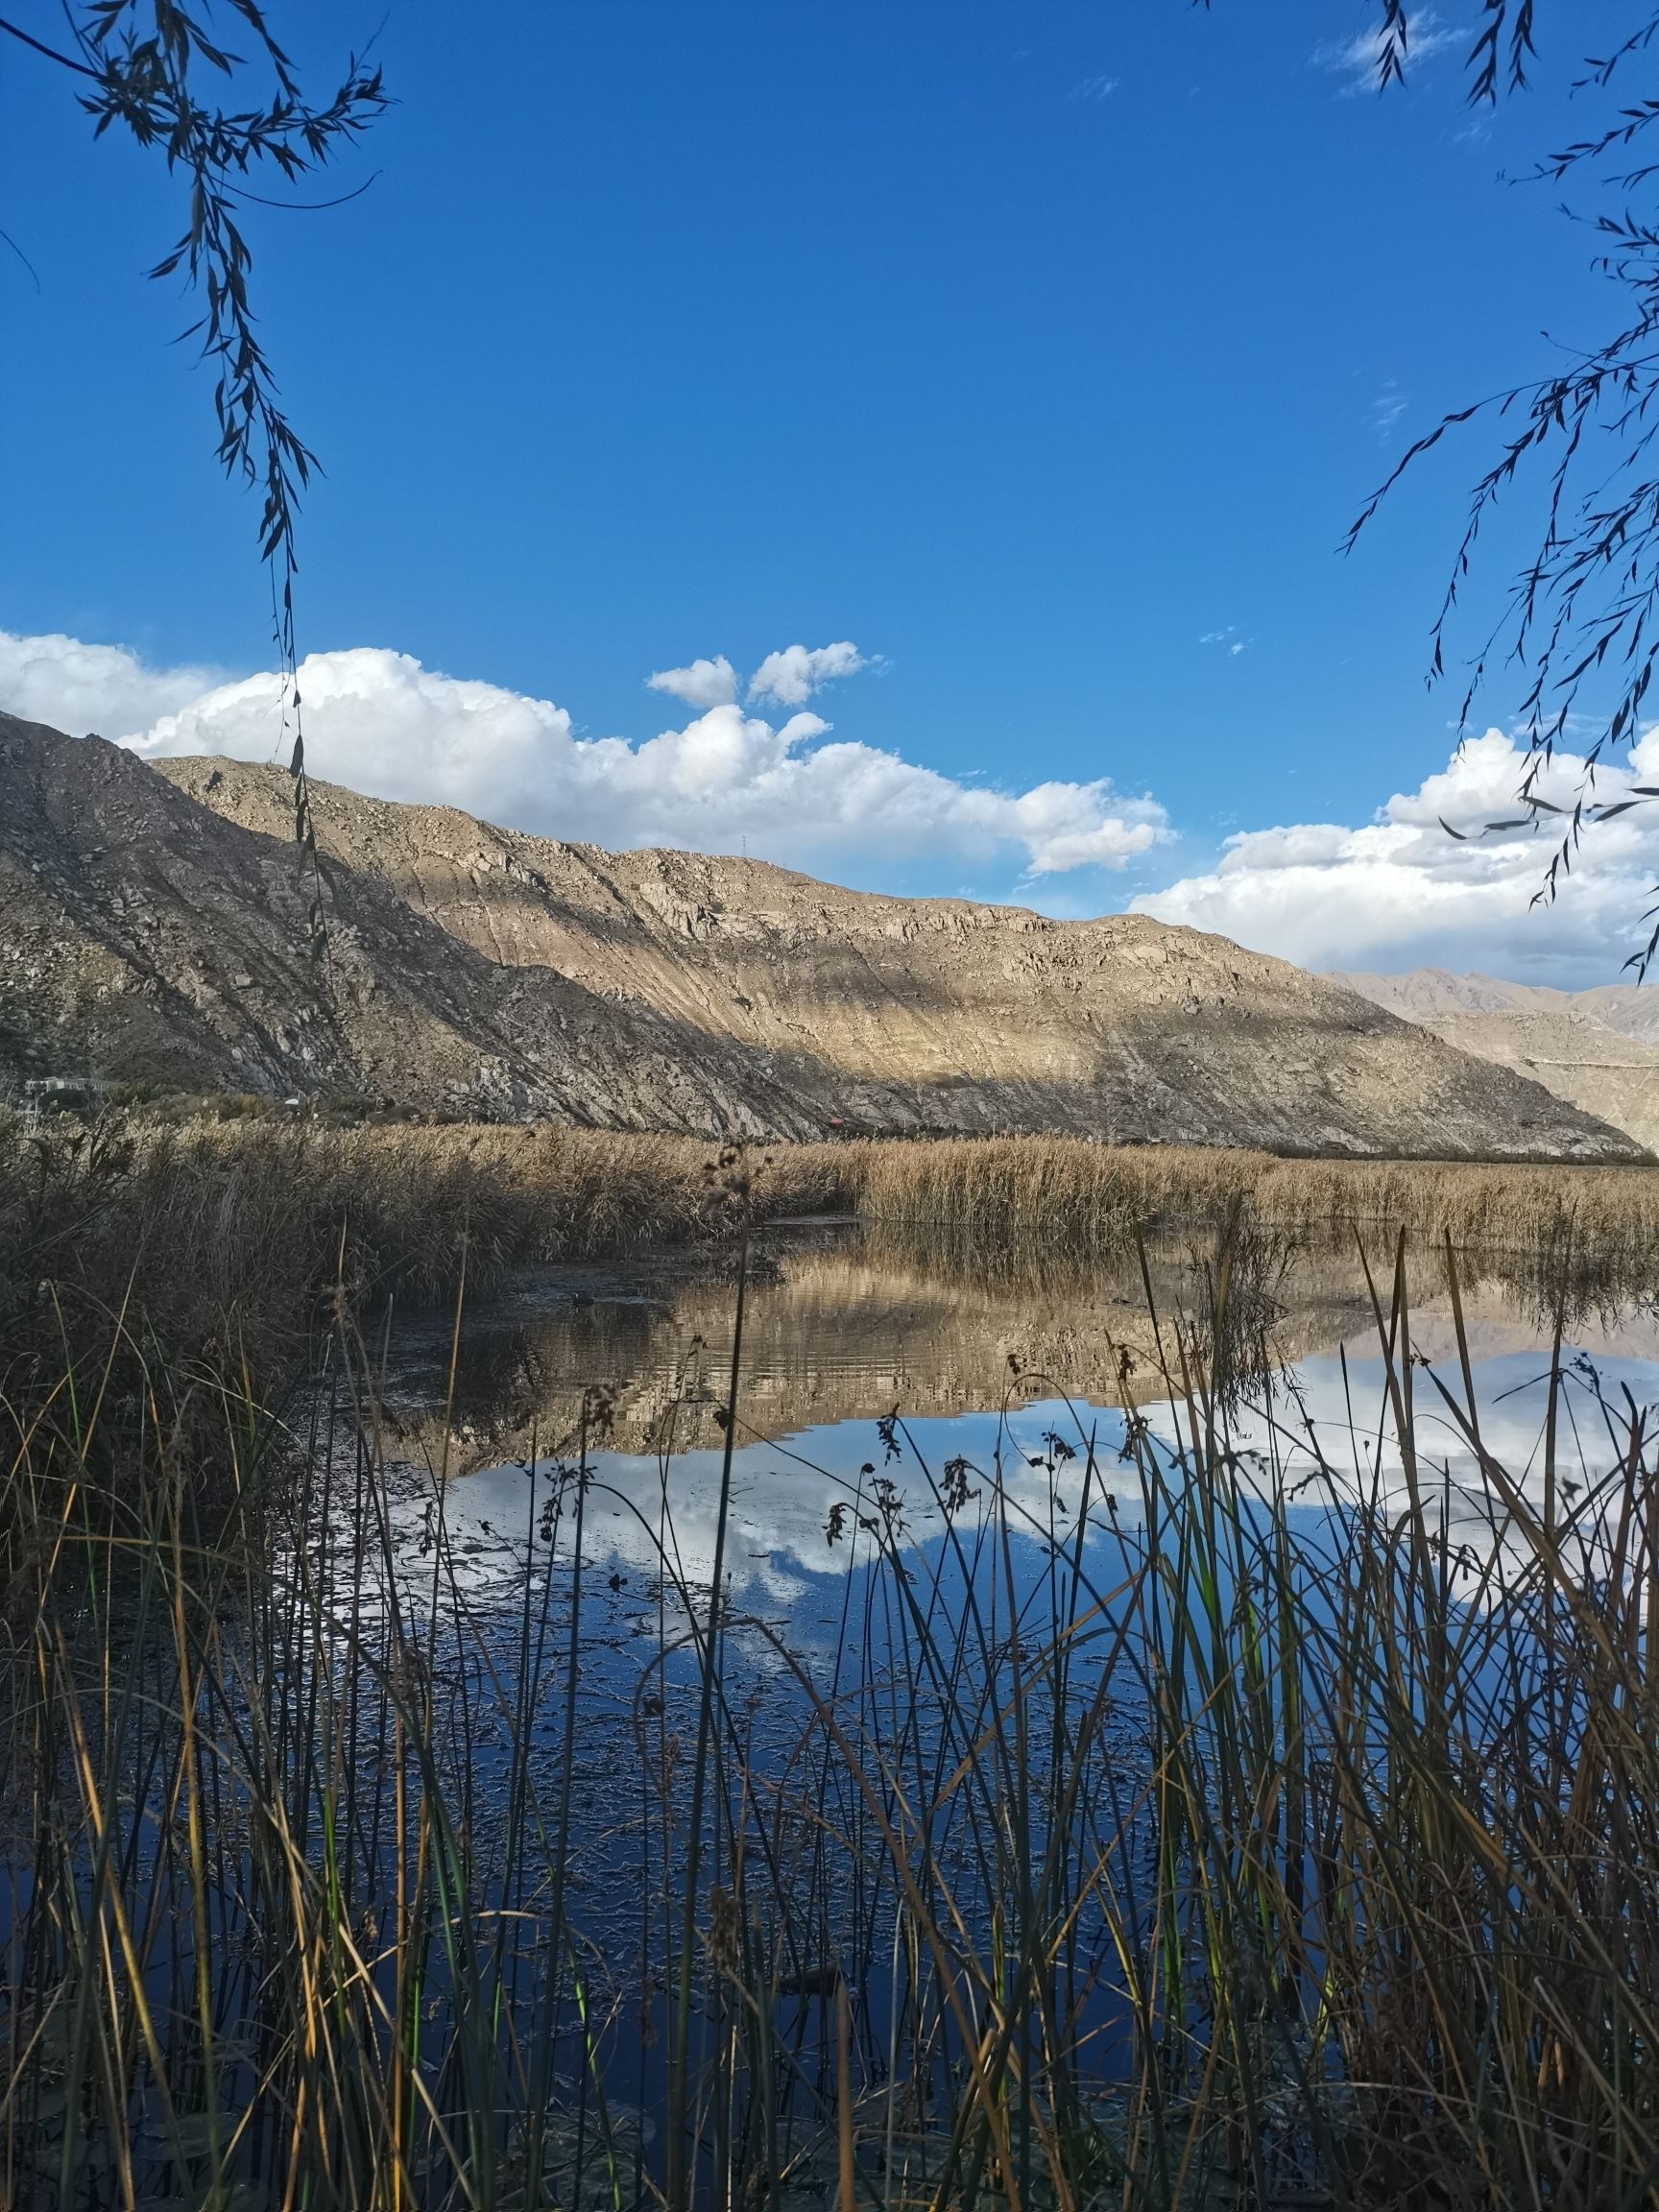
[5, 1115, 1654, 1360]
[8, 1112, 1659, 2207]
[190, 1117, 1659, 1281]
[843, 1132, 1659, 1262]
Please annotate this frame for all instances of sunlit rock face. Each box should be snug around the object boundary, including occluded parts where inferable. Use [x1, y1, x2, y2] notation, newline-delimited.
[1, 711, 1644, 1160]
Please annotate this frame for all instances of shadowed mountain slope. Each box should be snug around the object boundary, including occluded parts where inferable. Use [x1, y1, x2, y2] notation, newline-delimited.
[0, 715, 1642, 1158]
[1333, 968, 1659, 1153]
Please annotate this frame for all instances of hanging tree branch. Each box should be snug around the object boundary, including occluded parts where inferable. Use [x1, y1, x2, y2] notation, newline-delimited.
[12, 2, 387, 962]
[1327, 2, 1659, 972]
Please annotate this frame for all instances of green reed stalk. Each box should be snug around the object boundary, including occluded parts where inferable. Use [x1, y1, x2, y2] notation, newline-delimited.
[666, 1226, 749, 2212]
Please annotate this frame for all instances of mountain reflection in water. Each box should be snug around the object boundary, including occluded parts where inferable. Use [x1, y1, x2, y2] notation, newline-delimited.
[371, 1219, 1659, 1594]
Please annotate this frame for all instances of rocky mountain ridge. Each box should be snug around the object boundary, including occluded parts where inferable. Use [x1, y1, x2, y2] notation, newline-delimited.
[0, 712, 1642, 1160]
[1333, 968, 1659, 1151]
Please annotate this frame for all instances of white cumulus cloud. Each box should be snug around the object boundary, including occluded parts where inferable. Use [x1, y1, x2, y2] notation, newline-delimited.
[646, 655, 738, 709]
[747, 640, 867, 708]
[0, 629, 1166, 883]
[1134, 728, 1659, 988]
[0, 628, 225, 740]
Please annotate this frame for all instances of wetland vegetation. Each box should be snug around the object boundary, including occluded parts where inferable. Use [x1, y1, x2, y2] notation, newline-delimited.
[4, 1111, 1659, 2208]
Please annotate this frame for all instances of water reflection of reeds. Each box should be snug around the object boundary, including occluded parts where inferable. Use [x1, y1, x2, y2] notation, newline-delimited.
[374, 1210, 1659, 1479]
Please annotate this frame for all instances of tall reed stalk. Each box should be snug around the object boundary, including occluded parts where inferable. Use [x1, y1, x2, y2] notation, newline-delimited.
[3, 1151, 1657, 2207]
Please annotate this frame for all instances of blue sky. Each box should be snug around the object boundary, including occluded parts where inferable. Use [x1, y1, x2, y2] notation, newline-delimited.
[1, 2, 1647, 981]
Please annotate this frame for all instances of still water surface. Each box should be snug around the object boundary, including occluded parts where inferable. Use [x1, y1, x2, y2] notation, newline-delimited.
[12, 1216, 1656, 2212]
[374, 1216, 1659, 1601]
[320, 1214, 1659, 2147]
[21, 1214, 1645, 2206]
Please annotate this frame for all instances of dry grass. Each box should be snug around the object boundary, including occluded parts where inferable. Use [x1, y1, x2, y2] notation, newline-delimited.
[4, 1112, 1654, 1502]
[6, 1112, 1651, 1345]
[837, 1133, 1659, 1263]
[8, 1115, 1652, 1319]
[3, 1217, 1656, 2208]
[0, 1114, 840, 1398]
[5, 1109, 1659, 2205]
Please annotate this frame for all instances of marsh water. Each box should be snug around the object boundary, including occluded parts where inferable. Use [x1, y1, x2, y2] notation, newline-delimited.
[315, 1216, 1659, 2141]
[373, 1215, 1659, 1596]
[12, 1214, 1659, 2209]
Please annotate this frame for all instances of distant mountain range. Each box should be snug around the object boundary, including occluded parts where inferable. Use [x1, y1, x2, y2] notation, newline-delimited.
[0, 710, 1644, 1161]
[1332, 970, 1659, 1152]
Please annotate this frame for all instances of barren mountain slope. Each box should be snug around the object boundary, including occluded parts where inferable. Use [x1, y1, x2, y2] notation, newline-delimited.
[159, 742, 1639, 1158]
[0, 717, 1641, 1156]
[1333, 969, 1659, 1152]
[0, 715, 821, 1133]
